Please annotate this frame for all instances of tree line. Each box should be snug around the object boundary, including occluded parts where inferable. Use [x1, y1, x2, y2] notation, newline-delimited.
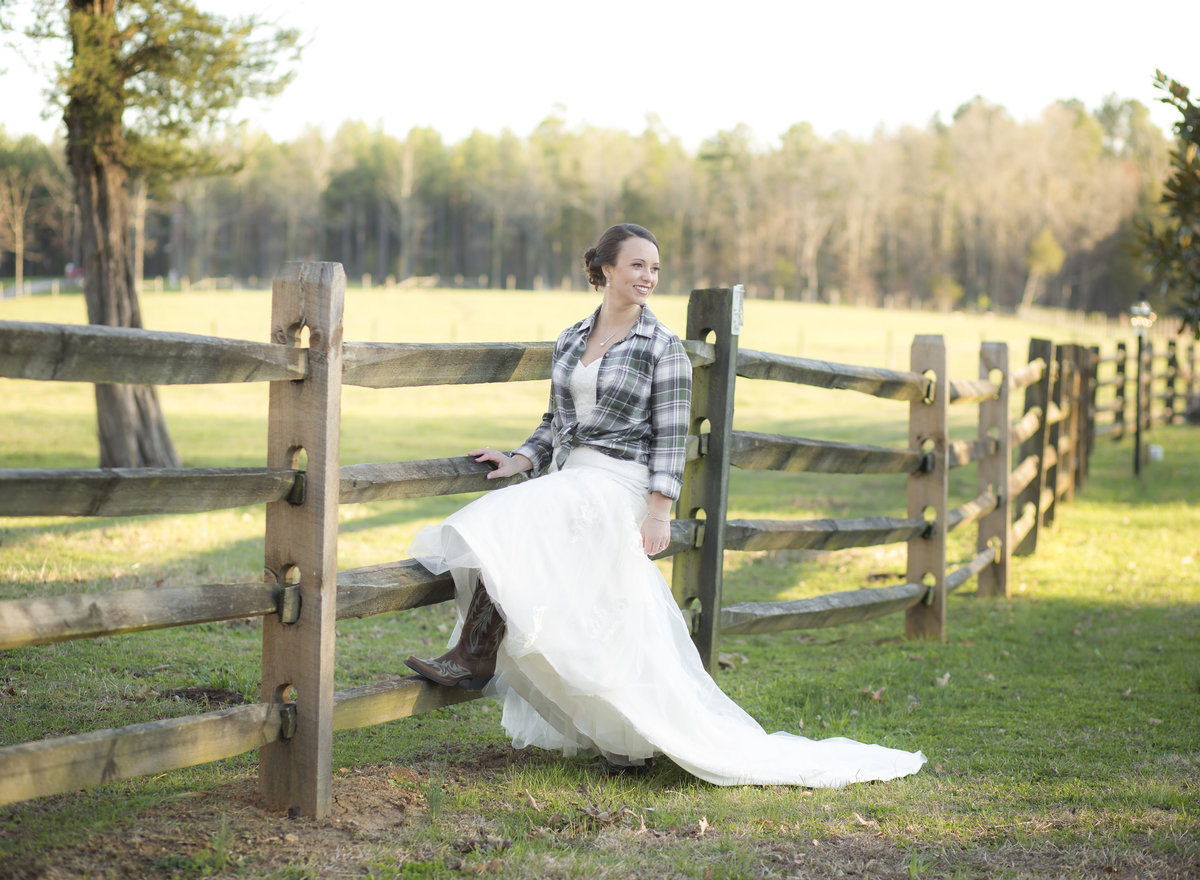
[0, 95, 1173, 313]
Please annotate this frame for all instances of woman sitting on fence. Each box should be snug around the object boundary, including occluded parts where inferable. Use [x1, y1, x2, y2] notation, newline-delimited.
[406, 223, 925, 787]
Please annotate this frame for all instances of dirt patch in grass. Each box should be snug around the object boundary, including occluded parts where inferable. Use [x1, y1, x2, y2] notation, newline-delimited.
[6, 748, 1199, 880]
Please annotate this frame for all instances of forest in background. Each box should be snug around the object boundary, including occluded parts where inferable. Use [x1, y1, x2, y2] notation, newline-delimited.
[0, 94, 1173, 314]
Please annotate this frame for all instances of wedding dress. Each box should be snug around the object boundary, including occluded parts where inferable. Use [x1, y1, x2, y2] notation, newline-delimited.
[410, 357, 926, 786]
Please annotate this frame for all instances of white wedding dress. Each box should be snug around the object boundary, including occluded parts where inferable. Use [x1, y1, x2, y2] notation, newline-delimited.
[410, 358, 925, 786]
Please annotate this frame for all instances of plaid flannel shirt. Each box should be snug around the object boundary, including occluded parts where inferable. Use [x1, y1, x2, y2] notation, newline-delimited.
[513, 305, 692, 500]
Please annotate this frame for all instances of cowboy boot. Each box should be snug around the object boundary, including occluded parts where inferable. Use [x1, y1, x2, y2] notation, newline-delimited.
[405, 577, 505, 690]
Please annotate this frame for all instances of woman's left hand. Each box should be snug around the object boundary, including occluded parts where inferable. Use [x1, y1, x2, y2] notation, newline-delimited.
[642, 514, 671, 557]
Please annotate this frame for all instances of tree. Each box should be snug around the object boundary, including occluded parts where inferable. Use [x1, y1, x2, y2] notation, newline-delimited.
[1020, 227, 1065, 309]
[0, 133, 53, 295]
[1137, 72, 1200, 339]
[9, 0, 299, 466]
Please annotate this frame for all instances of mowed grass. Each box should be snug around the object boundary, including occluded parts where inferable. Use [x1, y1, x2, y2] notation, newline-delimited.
[1, 289, 1196, 878]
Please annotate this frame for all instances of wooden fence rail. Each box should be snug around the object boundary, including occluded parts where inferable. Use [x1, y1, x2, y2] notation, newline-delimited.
[0, 261, 1169, 816]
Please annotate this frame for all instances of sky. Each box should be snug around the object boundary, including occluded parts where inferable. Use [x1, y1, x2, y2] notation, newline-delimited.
[1, 0, 1196, 150]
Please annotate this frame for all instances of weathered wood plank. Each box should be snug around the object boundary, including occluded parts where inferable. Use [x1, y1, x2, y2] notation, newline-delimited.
[976, 341, 1011, 597]
[946, 545, 997, 593]
[0, 468, 297, 517]
[1009, 407, 1043, 446]
[947, 437, 995, 469]
[722, 516, 927, 553]
[947, 376, 999, 405]
[259, 261, 343, 819]
[0, 583, 278, 650]
[340, 458, 528, 503]
[341, 339, 717, 389]
[333, 678, 480, 731]
[907, 335, 948, 640]
[946, 489, 998, 533]
[736, 348, 928, 401]
[719, 582, 926, 635]
[0, 702, 282, 807]
[1011, 502, 1037, 548]
[342, 341, 553, 388]
[672, 288, 740, 673]
[1014, 340, 1054, 557]
[728, 430, 924, 475]
[0, 320, 304, 384]
[1008, 358, 1046, 391]
[1009, 453, 1040, 498]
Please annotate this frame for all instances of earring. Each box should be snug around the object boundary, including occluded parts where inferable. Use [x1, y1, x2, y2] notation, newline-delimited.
[605, 278, 611, 288]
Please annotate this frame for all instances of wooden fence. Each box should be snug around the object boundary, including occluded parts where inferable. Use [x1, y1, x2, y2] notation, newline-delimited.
[0, 262, 1174, 816]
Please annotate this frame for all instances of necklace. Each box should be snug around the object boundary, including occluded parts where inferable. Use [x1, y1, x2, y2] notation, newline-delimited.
[595, 311, 638, 347]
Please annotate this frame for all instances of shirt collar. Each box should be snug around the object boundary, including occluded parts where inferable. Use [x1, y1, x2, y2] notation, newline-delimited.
[580, 305, 658, 339]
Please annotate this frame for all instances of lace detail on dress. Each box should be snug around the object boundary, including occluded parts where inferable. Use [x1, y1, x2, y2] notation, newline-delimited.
[570, 357, 601, 423]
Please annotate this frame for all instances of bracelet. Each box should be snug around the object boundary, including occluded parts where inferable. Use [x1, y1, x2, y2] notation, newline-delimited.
[646, 512, 670, 523]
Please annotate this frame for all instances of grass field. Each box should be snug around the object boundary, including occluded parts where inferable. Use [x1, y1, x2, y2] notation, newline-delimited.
[1, 289, 1196, 878]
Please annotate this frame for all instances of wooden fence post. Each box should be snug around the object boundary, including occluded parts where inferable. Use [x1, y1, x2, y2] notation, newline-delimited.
[1166, 341, 1179, 424]
[1044, 347, 1066, 523]
[1084, 345, 1099, 481]
[1014, 338, 1054, 556]
[1188, 342, 1197, 415]
[671, 286, 740, 672]
[905, 335, 948, 641]
[976, 342, 1009, 598]
[1059, 347, 1080, 504]
[1113, 342, 1127, 442]
[259, 262, 345, 818]
[1143, 340, 1155, 433]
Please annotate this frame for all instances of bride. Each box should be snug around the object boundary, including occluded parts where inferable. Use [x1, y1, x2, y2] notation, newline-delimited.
[406, 223, 925, 787]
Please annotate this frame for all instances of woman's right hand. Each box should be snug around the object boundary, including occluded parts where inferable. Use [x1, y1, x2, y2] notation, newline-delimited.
[469, 448, 532, 479]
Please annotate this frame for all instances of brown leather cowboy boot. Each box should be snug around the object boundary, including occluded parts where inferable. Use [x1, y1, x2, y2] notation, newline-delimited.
[404, 577, 505, 690]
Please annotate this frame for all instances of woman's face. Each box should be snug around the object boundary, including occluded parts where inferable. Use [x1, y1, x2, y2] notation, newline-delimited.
[604, 236, 660, 308]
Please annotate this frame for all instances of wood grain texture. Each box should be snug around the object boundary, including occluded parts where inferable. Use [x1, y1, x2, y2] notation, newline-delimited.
[947, 376, 999, 405]
[333, 678, 481, 731]
[906, 335, 948, 641]
[946, 489, 998, 533]
[729, 430, 924, 474]
[1009, 407, 1043, 446]
[976, 342, 1011, 597]
[723, 516, 927, 552]
[720, 582, 926, 635]
[671, 288, 739, 672]
[946, 545, 997, 593]
[1008, 358, 1046, 391]
[0, 320, 304, 384]
[0, 702, 282, 807]
[341, 339, 716, 388]
[0, 583, 278, 650]
[0, 468, 297, 517]
[259, 262, 344, 819]
[736, 347, 928, 401]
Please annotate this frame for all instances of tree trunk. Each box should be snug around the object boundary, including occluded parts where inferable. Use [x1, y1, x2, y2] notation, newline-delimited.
[66, 0, 179, 468]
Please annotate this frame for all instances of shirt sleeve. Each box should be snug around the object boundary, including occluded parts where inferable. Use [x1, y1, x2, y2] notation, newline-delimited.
[647, 335, 693, 499]
[512, 395, 554, 475]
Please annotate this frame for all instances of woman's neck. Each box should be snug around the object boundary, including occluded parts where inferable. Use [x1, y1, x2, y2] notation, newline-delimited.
[598, 297, 641, 329]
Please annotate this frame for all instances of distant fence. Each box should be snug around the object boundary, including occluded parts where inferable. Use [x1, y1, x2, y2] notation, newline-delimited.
[0, 262, 1190, 817]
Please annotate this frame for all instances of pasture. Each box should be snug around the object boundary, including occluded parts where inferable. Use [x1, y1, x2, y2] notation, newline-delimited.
[1, 289, 1196, 879]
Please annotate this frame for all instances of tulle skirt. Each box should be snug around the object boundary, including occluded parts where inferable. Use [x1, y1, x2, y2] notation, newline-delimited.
[409, 447, 925, 786]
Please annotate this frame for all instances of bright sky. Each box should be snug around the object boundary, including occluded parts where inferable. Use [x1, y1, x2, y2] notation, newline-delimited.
[2, 0, 1196, 150]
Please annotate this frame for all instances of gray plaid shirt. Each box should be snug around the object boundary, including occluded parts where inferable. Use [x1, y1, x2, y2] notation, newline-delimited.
[513, 306, 692, 499]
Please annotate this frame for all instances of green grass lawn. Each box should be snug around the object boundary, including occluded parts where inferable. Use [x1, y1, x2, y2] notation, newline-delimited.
[0, 289, 1196, 878]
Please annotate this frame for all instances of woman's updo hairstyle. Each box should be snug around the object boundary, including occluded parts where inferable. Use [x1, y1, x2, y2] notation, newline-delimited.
[583, 223, 659, 290]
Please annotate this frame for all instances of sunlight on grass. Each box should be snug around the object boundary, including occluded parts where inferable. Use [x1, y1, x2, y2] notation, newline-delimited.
[1, 289, 1195, 877]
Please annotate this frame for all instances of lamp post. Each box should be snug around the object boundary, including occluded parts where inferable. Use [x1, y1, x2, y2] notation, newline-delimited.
[1130, 299, 1157, 476]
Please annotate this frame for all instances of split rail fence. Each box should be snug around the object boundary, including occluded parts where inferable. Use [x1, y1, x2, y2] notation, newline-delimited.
[0, 262, 1175, 817]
